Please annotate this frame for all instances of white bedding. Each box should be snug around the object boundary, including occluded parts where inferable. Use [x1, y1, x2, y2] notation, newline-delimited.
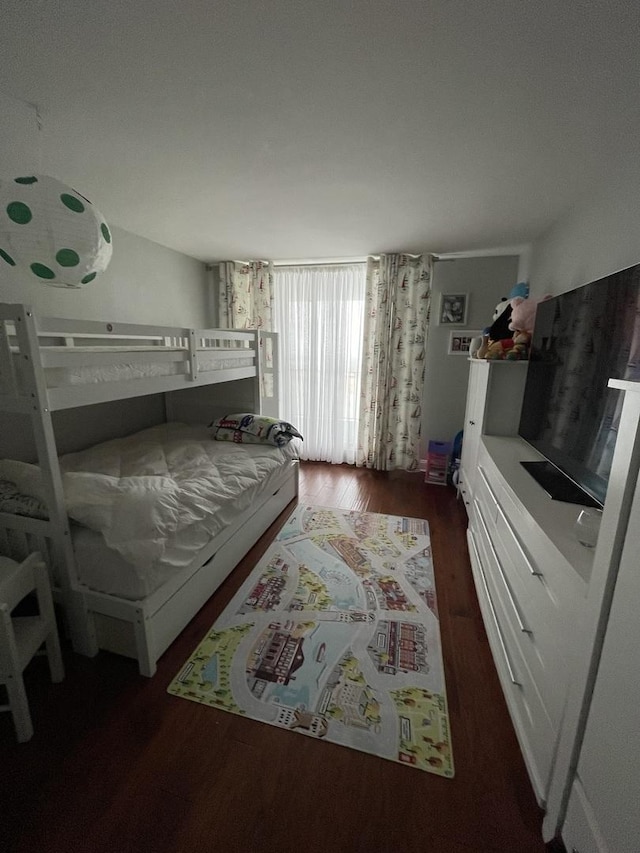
[0, 423, 298, 597]
[72, 526, 175, 599]
[70, 452, 294, 599]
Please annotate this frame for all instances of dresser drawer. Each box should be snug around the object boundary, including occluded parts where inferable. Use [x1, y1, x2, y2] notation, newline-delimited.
[472, 497, 564, 723]
[473, 497, 530, 642]
[472, 499, 566, 716]
[474, 462, 499, 522]
[492, 485, 578, 629]
[467, 527, 555, 803]
[477, 457, 579, 648]
[476, 460, 541, 580]
[473, 472, 573, 725]
[477, 448, 586, 599]
[493, 537, 568, 726]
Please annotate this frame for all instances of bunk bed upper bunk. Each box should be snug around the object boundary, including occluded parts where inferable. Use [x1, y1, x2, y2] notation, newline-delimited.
[0, 302, 278, 413]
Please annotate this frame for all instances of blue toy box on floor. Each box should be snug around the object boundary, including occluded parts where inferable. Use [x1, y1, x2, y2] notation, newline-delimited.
[425, 440, 452, 485]
[448, 430, 464, 487]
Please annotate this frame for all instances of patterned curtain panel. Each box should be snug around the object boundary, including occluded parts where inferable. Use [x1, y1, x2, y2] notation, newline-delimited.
[357, 254, 432, 471]
[218, 261, 274, 330]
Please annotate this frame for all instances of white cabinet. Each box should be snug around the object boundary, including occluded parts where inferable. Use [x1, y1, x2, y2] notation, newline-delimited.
[458, 360, 528, 509]
[561, 472, 640, 853]
[562, 781, 604, 853]
[458, 361, 488, 505]
[467, 436, 586, 804]
[461, 368, 640, 844]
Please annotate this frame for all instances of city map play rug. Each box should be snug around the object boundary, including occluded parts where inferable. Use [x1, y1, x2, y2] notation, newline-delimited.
[167, 505, 454, 777]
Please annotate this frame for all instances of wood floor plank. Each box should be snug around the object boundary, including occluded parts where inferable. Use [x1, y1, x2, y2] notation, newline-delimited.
[0, 462, 549, 853]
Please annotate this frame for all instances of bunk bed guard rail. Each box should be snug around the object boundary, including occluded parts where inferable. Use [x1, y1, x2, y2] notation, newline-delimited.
[0, 303, 271, 411]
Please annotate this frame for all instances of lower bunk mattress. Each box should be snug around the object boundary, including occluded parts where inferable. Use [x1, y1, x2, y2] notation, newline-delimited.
[0, 422, 299, 600]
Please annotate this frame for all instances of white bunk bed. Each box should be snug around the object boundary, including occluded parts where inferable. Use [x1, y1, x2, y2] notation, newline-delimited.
[0, 303, 298, 676]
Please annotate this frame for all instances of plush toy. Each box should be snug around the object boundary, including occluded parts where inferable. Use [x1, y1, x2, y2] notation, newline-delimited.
[476, 334, 490, 359]
[510, 281, 529, 300]
[504, 330, 531, 360]
[476, 283, 532, 360]
[485, 337, 515, 360]
[488, 298, 513, 339]
[469, 335, 483, 358]
[509, 294, 552, 334]
[477, 298, 512, 358]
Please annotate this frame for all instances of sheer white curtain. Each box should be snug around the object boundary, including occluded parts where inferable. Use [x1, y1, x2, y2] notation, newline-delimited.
[274, 264, 366, 464]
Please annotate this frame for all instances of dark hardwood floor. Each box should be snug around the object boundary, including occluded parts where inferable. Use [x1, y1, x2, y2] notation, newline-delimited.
[0, 463, 549, 853]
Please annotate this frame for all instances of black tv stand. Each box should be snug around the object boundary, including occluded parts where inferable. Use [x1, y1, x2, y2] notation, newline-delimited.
[520, 461, 601, 508]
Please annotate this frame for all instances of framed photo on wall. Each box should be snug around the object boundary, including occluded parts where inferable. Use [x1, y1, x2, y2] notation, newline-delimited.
[438, 293, 468, 325]
[448, 330, 481, 356]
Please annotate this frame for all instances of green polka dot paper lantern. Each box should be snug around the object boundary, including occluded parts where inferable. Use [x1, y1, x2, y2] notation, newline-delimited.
[0, 174, 113, 288]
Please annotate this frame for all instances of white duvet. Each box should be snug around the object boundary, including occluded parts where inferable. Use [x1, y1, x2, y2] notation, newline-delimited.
[0, 423, 297, 574]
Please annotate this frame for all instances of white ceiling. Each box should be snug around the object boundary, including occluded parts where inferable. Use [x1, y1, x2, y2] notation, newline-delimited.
[2, 1, 639, 262]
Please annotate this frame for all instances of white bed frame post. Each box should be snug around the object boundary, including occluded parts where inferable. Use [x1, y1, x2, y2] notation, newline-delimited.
[132, 605, 155, 677]
[188, 328, 198, 382]
[12, 307, 98, 658]
[254, 330, 263, 414]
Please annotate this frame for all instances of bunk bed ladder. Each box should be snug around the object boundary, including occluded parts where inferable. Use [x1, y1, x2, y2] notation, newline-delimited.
[9, 306, 98, 658]
[0, 316, 18, 398]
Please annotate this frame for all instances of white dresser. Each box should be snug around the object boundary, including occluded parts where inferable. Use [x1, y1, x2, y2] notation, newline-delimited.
[557, 383, 640, 853]
[460, 364, 640, 848]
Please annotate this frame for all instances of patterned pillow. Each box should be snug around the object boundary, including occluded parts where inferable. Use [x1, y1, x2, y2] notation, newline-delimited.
[0, 479, 49, 520]
[210, 414, 303, 447]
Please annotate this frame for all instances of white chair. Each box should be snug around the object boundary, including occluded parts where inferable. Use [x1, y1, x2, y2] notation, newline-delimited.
[0, 553, 64, 742]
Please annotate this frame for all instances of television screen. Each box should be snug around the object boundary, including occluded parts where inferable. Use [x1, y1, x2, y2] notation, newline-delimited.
[518, 263, 640, 507]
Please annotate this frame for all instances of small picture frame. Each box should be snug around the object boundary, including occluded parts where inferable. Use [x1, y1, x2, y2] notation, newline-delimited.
[438, 293, 468, 325]
[448, 330, 481, 356]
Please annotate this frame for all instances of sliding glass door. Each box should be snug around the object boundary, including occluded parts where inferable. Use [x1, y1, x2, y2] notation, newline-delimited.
[274, 264, 366, 464]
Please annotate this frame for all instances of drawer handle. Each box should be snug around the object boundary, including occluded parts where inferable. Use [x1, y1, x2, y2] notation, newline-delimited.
[478, 466, 543, 577]
[494, 501, 543, 577]
[478, 465, 499, 505]
[474, 500, 531, 635]
[469, 531, 521, 686]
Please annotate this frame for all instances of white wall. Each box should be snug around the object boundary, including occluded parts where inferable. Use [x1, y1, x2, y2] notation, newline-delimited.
[530, 150, 640, 295]
[421, 255, 520, 452]
[0, 225, 209, 327]
[0, 94, 210, 462]
[1, 93, 209, 326]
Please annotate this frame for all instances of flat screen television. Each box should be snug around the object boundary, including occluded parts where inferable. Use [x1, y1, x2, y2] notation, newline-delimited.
[518, 262, 640, 508]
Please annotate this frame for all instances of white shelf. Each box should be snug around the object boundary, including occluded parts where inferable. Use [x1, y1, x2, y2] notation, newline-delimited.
[467, 357, 530, 366]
